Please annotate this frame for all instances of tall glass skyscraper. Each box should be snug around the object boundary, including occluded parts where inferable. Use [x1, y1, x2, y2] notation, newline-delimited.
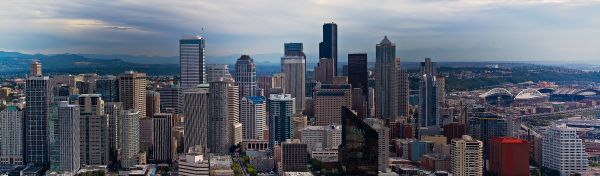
[180, 35, 206, 89]
[319, 23, 338, 75]
[25, 76, 50, 166]
[374, 36, 399, 121]
[419, 58, 439, 128]
[268, 94, 295, 149]
[348, 53, 368, 95]
[235, 55, 257, 99]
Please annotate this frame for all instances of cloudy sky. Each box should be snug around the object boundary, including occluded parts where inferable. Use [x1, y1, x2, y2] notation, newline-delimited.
[1, 0, 599, 62]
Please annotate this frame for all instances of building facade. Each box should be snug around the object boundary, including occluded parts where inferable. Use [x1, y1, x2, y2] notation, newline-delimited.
[235, 55, 257, 99]
[180, 35, 206, 89]
[152, 113, 173, 163]
[450, 135, 483, 176]
[268, 94, 295, 149]
[281, 55, 306, 113]
[313, 84, 352, 126]
[25, 76, 50, 165]
[183, 87, 210, 153]
[319, 23, 338, 75]
[118, 71, 147, 118]
[120, 110, 140, 169]
[489, 137, 529, 176]
[0, 106, 24, 165]
[75, 94, 108, 165]
[419, 58, 439, 128]
[49, 101, 80, 173]
[240, 96, 266, 140]
[374, 36, 399, 120]
[542, 123, 589, 175]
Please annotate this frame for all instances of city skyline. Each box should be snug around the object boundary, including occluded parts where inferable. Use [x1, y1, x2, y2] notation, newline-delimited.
[1, 1, 599, 63]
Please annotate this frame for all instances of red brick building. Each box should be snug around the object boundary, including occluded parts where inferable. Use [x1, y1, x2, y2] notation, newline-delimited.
[489, 137, 529, 176]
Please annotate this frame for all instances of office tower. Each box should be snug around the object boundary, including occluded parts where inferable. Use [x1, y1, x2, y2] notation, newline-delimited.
[241, 96, 266, 140]
[183, 87, 209, 152]
[363, 118, 390, 172]
[281, 55, 305, 113]
[25, 76, 50, 166]
[208, 81, 233, 154]
[0, 106, 23, 165]
[268, 94, 295, 149]
[489, 137, 529, 176]
[313, 84, 352, 126]
[272, 73, 285, 89]
[118, 71, 147, 118]
[374, 36, 399, 120]
[139, 116, 153, 153]
[419, 58, 439, 128]
[348, 53, 368, 95]
[96, 75, 119, 102]
[398, 70, 410, 117]
[227, 83, 241, 145]
[146, 90, 160, 117]
[319, 23, 337, 75]
[300, 125, 342, 152]
[284, 43, 304, 56]
[30, 60, 42, 76]
[76, 74, 99, 94]
[104, 102, 122, 162]
[350, 88, 366, 119]
[436, 75, 446, 108]
[281, 139, 308, 172]
[157, 85, 180, 113]
[75, 94, 108, 165]
[180, 35, 206, 89]
[235, 55, 257, 98]
[450, 135, 483, 176]
[467, 114, 508, 158]
[442, 123, 465, 144]
[207, 64, 233, 82]
[339, 107, 380, 175]
[257, 76, 274, 99]
[543, 123, 589, 175]
[49, 101, 80, 173]
[314, 58, 335, 84]
[178, 146, 210, 176]
[120, 110, 140, 169]
[152, 113, 172, 163]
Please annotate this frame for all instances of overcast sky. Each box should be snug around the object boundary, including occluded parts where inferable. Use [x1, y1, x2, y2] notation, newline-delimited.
[1, 0, 599, 62]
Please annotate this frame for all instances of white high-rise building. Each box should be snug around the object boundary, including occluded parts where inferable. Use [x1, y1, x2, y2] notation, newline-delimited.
[120, 110, 140, 169]
[363, 118, 390, 172]
[0, 106, 24, 165]
[299, 125, 341, 152]
[49, 101, 80, 173]
[281, 55, 306, 114]
[450, 135, 483, 176]
[180, 35, 206, 89]
[240, 96, 266, 140]
[543, 123, 589, 175]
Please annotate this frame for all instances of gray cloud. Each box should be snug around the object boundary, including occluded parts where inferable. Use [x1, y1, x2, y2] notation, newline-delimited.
[0, 0, 599, 63]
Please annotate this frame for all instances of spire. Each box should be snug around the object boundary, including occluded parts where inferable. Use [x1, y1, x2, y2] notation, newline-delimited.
[380, 35, 392, 45]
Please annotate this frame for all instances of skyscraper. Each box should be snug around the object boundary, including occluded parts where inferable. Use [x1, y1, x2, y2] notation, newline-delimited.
[281, 55, 305, 113]
[49, 101, 80, 173]
[313, 58, 335, 84]
[157, 85, 180, 113]
[257, 76, 274, 99]
[363, 118, 390, 173]
[398, 70, 410, 117]
[208, 81, 233, 154]
[183, 86, 209, 153]
[146, 90, 160, 118]
[313, 84, 352, 126]
[120, 110, 140, 169]
[374, 36, 399, 120]
[206, 64, 233, 82]
[96, 75, 119, 102]
[118, 71, 147, 118]
[180, 35, 206, 89]
[450, 135, 483, 176]
[152, 113, 173, 163]
[543, 123, 589, 175]
[284, 43, 304, 56]
[25, 76, 50, 166]
[489, 137, 529, 176]
[30, 60, 42, 77]
[419, 58, 439, 128]
[235, 55, 257, 99]
[319, 23, 337, 75]
[104, 102, 122, 163]
[240, 96, 266, 140]
[348, 53, 368, 95]
[0, 106, 24, 165]
[227, 83, 241, 146]
[339, 107, 380, 175]
[268, 94, 295, 149]
[75, 94, 108, 165]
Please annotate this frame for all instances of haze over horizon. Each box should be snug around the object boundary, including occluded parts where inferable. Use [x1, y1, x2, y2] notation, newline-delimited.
[1, 0, 599, 63]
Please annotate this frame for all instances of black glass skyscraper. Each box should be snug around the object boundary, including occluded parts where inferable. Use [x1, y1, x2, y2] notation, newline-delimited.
[319, 23, 337, 75]
[348, 53, 368, 95]
[339, 107, 379, 175]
